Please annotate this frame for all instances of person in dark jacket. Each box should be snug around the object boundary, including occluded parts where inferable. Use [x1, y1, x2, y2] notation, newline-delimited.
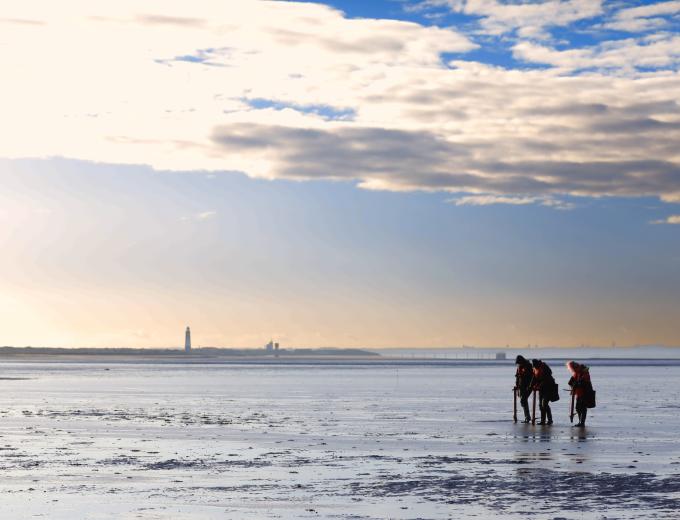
[514, 355, 533, 423]
[567, 361, 594, 427]
[531, 359, 555, 425]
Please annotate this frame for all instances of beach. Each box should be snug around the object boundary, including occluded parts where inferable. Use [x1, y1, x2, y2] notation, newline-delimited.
[1, 360, 679, 519]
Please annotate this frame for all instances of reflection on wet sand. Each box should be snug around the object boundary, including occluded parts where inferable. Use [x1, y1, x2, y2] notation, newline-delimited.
[569, 426, 590, 442]
[0, 362, 678, 519]
[514, 450, 554, 463]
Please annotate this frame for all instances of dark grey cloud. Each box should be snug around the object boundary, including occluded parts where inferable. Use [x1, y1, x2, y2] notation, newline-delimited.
[620, 100, 680, 116]
[589, 117, 680, 134]
[213, 124, 470, 181]
[479, 160, 680, 195]
[523, 100, 678, 119]
[211, 123, 680, 198]
[523, 103, 611, 117]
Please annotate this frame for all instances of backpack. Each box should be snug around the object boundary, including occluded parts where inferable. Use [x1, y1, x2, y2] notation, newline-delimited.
[549, 380, 560, 402]
[585, 389, 596, 408]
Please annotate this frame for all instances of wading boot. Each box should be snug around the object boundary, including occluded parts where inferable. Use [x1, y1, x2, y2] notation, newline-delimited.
[574, 411, 584, 427]
[522, 404, 531, 423]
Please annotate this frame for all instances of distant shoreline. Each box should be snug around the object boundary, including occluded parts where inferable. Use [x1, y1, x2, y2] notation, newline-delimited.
[0, 346, 379, 358]
[0, 351, 679, 368]
[1, 346, 679, 367]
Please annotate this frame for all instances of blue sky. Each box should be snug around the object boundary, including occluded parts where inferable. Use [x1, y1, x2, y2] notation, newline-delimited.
[306, 0, 680, 69]
[0, 1, 678, 347]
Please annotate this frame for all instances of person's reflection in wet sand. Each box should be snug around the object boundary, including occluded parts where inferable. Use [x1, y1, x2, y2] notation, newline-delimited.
[513, 426, 556, 466]
[514, 449, 555, 464]
[566, 426, 591, 465]
[569, 426, 590, 442]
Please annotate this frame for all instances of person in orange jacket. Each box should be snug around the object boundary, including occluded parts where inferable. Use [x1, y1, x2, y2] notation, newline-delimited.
[530, 359, 556, 425]
[567, 361, 594, 427]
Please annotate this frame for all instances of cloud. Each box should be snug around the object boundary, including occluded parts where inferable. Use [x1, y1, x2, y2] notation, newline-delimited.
[417, 0, 603, 38]
[618, 0, 680, 19]
[136, 14, 207, 28]
[418, 1, 680, 74]
[512, 35, 680, 72]
[196, 210, 216, 220]
[181, 210, 216, 222]
[0, 17, 45, 26]
[602, 16, 668, 33]
[651, 214, 680, 224]
[603, 1, 680, 33]
[662, 193, 680, 203]
[213, 119, 680, 196]
[450, 194, 573, 209]
[0, 0, 679, 207]
[211, 124, 473, 184]
[453, 195, 541, 207]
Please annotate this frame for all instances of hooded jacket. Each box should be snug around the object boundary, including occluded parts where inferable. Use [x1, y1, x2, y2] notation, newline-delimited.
[567, 362, 593, 399]
[530, 360, 555, 393]
[515, 356, 533, 394]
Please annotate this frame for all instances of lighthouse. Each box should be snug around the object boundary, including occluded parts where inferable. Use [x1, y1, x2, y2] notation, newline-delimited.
[185, 326, 191, 352]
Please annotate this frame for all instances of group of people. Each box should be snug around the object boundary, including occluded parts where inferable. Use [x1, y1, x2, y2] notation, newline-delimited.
[514, 355, 596, 427]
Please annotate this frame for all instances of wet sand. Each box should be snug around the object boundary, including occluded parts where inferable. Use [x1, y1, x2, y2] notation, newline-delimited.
[0, 361, 678, 519]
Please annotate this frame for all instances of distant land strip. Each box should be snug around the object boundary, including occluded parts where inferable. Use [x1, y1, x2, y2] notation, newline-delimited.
[0, 346, 379, 357]
[1, 347, 680, 368]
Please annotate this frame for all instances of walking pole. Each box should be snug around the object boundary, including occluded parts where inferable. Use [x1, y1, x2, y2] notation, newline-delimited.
[569, 388, 575, 423]
[513, 387, 517, 423]
[531, 389, 537, 425]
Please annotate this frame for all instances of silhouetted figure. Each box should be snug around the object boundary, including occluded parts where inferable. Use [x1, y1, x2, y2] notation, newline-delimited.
[515, 355, 533, 423]
[531, 359, 556, 425]
[567, 361, 595, 427]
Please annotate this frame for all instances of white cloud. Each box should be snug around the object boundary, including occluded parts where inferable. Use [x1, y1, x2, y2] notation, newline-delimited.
[538, 198, 576, 210]
[0, 0, 474, 171]
[605, 1, 680, 32]
[651, 214, 680, 224]
[512, 34, 680, 72]
[181, 210, 216, 222]
[602, 16, 668, 33]
[451, 194, 573, 209]
[0, 0, 679, 206]
[419, 0, 603, 38]
[619, 0, 680, 18]
[453, 194, 538, 206]
[661, 193, 680, 203]
[196, 211, 216, 220]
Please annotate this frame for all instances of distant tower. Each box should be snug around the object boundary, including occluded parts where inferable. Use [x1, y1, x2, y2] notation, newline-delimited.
[185, 326, 191, 352]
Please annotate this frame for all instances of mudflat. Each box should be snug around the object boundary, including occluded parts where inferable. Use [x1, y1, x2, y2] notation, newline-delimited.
[0, 361, 677, 519]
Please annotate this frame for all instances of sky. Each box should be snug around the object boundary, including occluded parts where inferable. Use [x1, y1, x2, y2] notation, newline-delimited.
[0, 0, 679, 348]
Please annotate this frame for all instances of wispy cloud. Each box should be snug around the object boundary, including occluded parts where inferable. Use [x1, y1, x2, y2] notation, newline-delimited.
[451, 194, 574, 210]
[180, 210, 217, 222]
[603, 1, 680, 32]
[453, 195, 538, 206]
[417, 0, 603, 39]
[651, 214, 680, 224]
[512, 35, 680, 72]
